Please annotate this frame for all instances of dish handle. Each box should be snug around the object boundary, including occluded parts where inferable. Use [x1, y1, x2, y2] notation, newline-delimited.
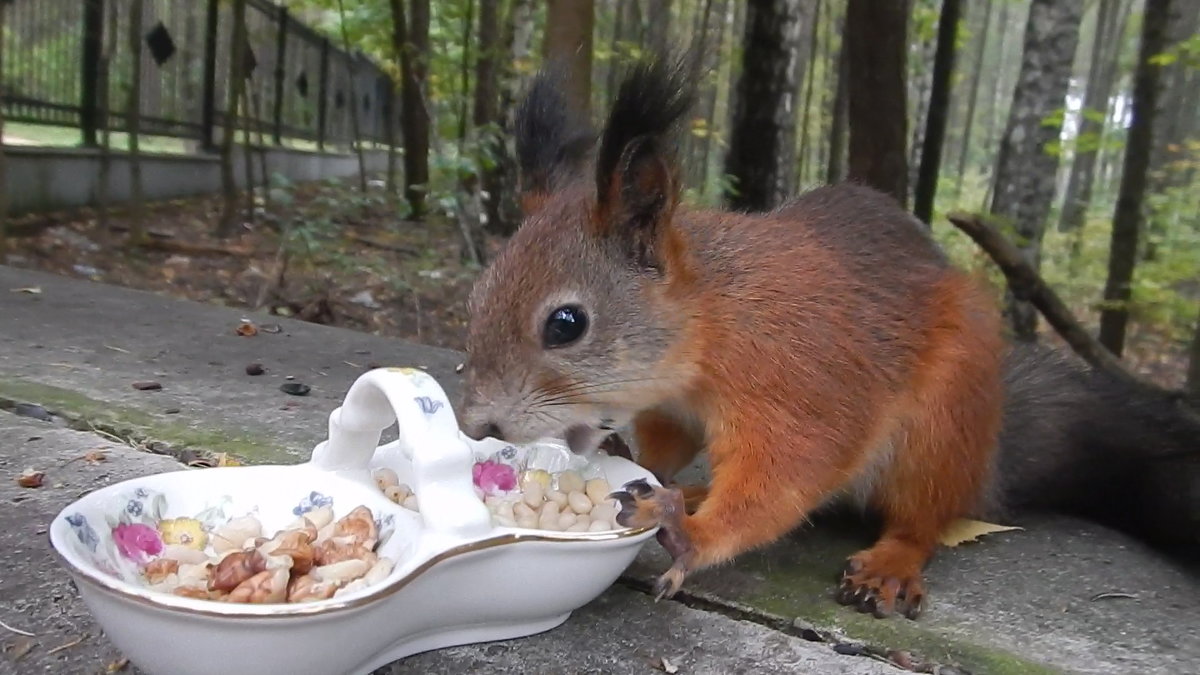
[309, 367, 492, 539]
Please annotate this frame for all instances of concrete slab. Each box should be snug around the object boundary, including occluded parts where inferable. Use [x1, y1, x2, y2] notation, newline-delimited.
[0, 413, 903, 675]
[0, 265, 465, 464]
[2, 264, 1198, 674]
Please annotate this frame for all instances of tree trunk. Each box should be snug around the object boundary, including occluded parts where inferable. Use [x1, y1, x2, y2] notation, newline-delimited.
[217, 0, 247, 238]
[484, 0, 533, 236]
[796, 0, 823, 187]
[826, 12, 849, 185]
[696, 0, 731, 196]
[96, 0, 119, 235]
[1057, 0, 1129, 234]
[913, 0, 962, 225]
[723, 0, 802, 212]
[543, 0, 594, 115]
[475, 0, 504, 234]
[457, 0, 475, 147]
[685, 0, 717, 189]
[844, 0, 908, 205]
[952, 1, 991, 198]
[1147, 0, 1200, 192]
[392, 0, 431, 220]
[979, 1, 1013, 210]
[906, 21, 938, 203]
[646, 0, 672, 47]
[1098, 0, 1172, 357]
[337, 0, 369, 196]
[127, 0, 147, 245]
[1142, 0, 1200, 260]
[384, 77, 399, 201]
[988, 0, 1083, 342]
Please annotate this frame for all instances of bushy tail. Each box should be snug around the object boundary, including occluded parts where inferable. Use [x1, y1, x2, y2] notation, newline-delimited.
[993, 342, 1200, 560]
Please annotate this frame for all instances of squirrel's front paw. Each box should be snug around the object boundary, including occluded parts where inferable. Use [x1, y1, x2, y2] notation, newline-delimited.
[610, 479, 694, 598]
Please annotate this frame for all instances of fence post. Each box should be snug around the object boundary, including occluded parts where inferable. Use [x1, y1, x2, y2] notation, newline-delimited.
[316, 38, 330, 151]
[80, 0, 104, 147]
[272, 6, 288, 145]
[200, 0, 219, 152]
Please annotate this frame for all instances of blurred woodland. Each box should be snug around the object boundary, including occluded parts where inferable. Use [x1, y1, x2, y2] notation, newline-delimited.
[1, 0, 1197, 400]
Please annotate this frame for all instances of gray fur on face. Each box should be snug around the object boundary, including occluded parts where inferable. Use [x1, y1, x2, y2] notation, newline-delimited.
[459, 187, 678, 447]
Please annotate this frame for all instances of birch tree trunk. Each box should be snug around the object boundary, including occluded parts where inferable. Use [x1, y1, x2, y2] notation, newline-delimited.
[989, 0, 1083, 342]
[485, 0, 533, 236]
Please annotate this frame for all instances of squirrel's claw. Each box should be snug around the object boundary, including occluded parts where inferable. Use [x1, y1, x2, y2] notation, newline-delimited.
[653, 564, 688, 601]
[610, 480, 694, 563]
[836, 555, 926, 620]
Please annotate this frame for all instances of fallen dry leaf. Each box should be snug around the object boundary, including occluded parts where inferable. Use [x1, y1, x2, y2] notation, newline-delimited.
[938, 518, 1023, 547]
[215, 453, 242, 467]
[235, 321, 258, 337]
[106, 657, 130, 672]
[9, 286, 41, 294]
[17, 469, 45, 488]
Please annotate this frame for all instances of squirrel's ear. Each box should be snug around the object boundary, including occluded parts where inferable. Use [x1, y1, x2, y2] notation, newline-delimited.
[596, 134, 679, 269]
[593, 57, 694, 271]
[514, 64, 595, 214]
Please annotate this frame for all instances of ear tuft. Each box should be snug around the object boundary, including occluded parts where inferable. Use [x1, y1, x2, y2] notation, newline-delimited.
[514, 62, 596, 209]
[595, 55, 695, 213]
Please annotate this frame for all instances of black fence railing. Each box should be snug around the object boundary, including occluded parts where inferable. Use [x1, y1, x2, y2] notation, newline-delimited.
[2, 0, 396, 151]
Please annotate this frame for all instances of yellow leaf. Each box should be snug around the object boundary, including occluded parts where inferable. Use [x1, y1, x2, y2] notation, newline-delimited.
[215, 453, 242, 467]
[938, 518, 1023, 547]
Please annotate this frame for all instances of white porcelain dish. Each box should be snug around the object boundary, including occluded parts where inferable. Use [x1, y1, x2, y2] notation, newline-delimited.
[49, 367, 658, 675]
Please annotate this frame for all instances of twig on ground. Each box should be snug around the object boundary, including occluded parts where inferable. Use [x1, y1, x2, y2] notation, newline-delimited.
[0, 618, 35, 637]
[45, 634, 87, 655]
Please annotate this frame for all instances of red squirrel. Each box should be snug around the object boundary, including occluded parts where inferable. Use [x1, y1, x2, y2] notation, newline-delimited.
[457, 58, 1200, 619]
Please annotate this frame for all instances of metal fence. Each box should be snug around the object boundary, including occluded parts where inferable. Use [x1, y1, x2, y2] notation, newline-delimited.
[2, 0, 396, 151]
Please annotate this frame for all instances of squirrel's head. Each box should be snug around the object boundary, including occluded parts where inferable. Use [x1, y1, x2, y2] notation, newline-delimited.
[459, 57, 697, 452]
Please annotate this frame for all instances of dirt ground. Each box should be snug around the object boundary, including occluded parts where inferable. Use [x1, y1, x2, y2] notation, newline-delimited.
[2, 178, 1187, 390]
[3, 180, 494, 352]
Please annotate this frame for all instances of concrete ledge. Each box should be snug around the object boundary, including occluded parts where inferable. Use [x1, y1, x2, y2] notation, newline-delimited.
[1, 265, 1197, 674]
[7, 144, 393, 215]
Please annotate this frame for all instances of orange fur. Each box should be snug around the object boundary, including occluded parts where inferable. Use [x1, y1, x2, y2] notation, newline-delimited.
[617, 189, 1006, 616]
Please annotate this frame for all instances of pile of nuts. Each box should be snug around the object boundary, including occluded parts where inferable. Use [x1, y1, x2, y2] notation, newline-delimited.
[146, 505, 394, 603]
[373, 466, 623, 533]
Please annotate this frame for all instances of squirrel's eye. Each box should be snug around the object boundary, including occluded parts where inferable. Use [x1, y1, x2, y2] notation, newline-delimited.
[543, 305, 588, 348]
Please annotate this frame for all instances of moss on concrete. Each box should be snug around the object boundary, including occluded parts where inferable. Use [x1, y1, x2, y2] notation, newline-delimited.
[738, 554, 1061, 675]
[0, 378, 300, 465]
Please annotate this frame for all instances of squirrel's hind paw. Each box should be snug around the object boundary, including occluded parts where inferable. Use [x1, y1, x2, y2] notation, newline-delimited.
[836, 555, 926, 620]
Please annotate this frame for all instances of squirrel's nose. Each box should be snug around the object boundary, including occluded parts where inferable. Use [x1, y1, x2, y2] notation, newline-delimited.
[464, 421, 504, 441]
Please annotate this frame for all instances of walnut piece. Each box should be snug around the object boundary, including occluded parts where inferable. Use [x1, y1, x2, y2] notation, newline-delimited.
[224, 568, 289, 604]
[144, 558, 179, 584]
[209, 550, 267, 592]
